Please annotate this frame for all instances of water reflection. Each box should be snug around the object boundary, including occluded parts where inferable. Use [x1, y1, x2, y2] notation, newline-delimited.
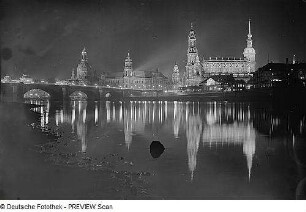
[27, 99, 306, 186]
[25, 99, 50, 131]
[186, 114, 202, 181]
[54, 100, 88, 153]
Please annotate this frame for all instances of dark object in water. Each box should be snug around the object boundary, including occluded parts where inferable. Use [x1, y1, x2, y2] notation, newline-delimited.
[150, 141, 165, 158]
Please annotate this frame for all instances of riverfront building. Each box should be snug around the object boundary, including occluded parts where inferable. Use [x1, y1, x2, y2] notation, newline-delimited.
[183, 20, 256, 87]
[102, 52, 170, 90]
[252, 62, 306, 88]
[70, 47, 97, 85]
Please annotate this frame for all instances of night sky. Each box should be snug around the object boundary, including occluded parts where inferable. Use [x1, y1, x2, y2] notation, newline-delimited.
[1, 0, 306, 80]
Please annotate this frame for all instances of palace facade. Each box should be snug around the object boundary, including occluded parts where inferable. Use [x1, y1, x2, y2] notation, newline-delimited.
[100, 52, 171, 90]
[181, 20, 256, 87]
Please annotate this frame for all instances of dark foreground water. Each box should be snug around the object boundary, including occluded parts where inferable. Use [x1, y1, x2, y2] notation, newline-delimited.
[1, 99, 306, 199]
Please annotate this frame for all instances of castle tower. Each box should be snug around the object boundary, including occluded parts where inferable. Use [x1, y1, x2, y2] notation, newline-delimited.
[185, 23, 202, 86]
[172, 63, 180, 87]
[124, 52, 133, 77]
[123, 52, 133, 88]
[243, 19, 256, 73]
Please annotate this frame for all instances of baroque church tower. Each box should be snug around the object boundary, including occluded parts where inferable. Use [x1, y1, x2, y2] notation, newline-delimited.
[172, 63, 180, 89]
[185, 23, 202, 86]
[123, 52, 133, 88]
[243, 19, 256, 73]
[76, 47, 93, 83]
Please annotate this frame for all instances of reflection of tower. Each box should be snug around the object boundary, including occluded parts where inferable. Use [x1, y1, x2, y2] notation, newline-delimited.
[94, 102, 98, 125]
[75, 101, 87, 153]
[123, 102, 133, 150]
[186, 114, 202, 181]
[106, 101, 111, 123]
[119, 102, 123, 123]
[243, 123, 256, 181]
[202, 102, 256, 180]
[185, 23, 202, 86]
[71, 101, 76, 132]
[173, 101, 182, 138]
[39, 100, 50, 129]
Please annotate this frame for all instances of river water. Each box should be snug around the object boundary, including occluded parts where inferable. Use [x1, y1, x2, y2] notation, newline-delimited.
[1, 99, 306, 199]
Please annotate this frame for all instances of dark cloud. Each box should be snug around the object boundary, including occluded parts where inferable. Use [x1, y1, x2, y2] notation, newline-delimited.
[1, 48, 12, 60]
[17, 46, 36, 56]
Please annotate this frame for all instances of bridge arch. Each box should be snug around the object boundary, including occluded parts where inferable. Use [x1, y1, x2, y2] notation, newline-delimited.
[70, 91, 88, 100]
[24, 89, 51, 99]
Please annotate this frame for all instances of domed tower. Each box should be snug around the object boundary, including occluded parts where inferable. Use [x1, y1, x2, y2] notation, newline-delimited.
[123, 52, 133, 88]
[76, 47, 93, 83]
[243, 19, 256, 73]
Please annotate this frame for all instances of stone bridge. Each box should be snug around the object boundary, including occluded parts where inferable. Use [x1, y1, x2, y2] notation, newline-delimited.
[0, 83, 135, 101]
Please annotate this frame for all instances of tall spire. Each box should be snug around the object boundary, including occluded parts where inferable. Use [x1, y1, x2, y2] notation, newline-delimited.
[248, 19, 251, 36]
[246, 19, 253, 48]
[191, 22, 193, 30]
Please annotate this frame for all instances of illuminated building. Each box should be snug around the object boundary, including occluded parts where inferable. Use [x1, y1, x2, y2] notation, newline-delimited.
[202, 19, 256, 81]
[1, 75, 11, 83]
[19, 74, 34, 84]
[185, 23, 203, 86]
[74, 47, 96, 85]
[172, 63, 181, 89]
[183, 20, 256, 86]
[99, 52, 170, 90]
[252, 62, 306, 88]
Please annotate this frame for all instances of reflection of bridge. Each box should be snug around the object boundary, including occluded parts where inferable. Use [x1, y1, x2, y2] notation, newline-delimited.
[0, 83, 143, 101]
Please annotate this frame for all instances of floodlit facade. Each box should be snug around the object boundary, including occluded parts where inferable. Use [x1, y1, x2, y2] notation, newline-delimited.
[185, 23, 203, 86]
[70, 47, 97, 85]
[182, 19, 256, 87]
[101, 52, 170, 90]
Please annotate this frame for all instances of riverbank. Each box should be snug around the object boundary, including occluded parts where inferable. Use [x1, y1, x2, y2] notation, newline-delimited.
[0, 101, 157, 199]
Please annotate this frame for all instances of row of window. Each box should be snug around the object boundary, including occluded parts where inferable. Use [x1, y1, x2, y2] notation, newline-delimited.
[203, 63, 246, 68]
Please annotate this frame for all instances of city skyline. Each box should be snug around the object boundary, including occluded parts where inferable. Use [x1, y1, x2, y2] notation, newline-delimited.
[1, 0, 306, 80]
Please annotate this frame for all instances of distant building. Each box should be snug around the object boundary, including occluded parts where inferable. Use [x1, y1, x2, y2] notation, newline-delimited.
[1, 75, 12, 83]
[19, 74, 34, 84]
[252, 62, 306, 88]
[104, 52, 171, 90]
[103, 72, 124, 88]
